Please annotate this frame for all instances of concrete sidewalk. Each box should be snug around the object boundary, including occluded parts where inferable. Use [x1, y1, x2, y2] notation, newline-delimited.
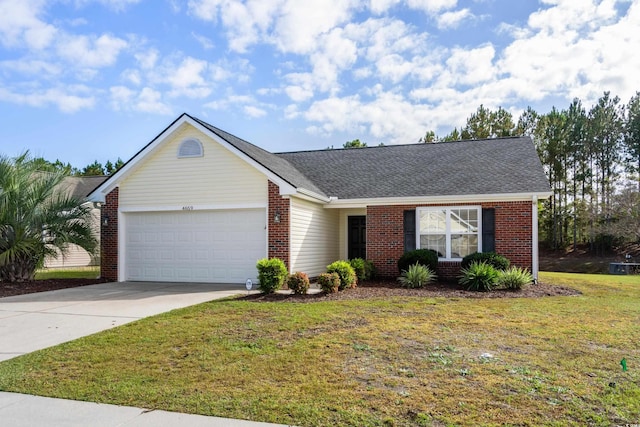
[0, 392, 293, 426]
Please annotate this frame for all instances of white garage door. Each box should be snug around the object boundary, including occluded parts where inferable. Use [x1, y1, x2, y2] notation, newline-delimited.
[125, 209, 266, 283]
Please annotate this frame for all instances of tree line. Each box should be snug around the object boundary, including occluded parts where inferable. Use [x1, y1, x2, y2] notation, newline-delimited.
[33, 157, 125, 176]
[421, 91, 640, 252]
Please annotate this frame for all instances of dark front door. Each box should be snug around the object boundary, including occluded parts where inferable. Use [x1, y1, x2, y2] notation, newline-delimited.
[348, 216, 367, 260]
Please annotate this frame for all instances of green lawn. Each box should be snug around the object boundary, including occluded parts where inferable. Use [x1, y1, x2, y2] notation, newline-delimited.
[1, 272, 639, 426]
[34, 266, 100, 280]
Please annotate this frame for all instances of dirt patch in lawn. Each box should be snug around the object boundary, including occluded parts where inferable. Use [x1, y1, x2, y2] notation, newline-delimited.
[243, 280, 581, 302]
[0, 278, 108, 298]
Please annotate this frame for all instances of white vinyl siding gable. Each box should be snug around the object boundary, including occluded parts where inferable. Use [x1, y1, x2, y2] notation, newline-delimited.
[119, 123, 268, 208]
[290, 197, 339, 277]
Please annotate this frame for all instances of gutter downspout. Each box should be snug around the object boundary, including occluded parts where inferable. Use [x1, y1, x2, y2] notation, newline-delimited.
[532, 196, 539, 281]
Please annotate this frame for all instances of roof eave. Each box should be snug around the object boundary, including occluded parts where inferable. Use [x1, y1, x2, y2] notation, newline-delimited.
[294, 188, 331, 203]
[323, 191, 553, 208]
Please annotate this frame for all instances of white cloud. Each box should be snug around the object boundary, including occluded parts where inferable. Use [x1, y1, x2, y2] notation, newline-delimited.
[406, 0, 457, 14]
[204, 93, 272, 119]
[0, 0, 57, 49]
[165, 56, 210, 97]
[443, 44, 496, 86]
[136, 87, 171, 114]
[497, 0, 640, 105]
[134, 49, 159, 69]
[244, 105, 267, 117]
[121, 68, 142, 85]
[285, 85, 314, 102]
[57, 33, 128, 68]
[303, 91, 434, 143]
[437, 8, 472, 29]
[75, 0, 143, 11]
[368, 0, 401, 14]
[187, 0, 224, 21]
[272, 0, 356, 54]
[0, 59, 61, 76]
[188, 0, 358, 54]
[143, 56, 251, 99]
[110, 85, 171, 114]
[0, 85, 95, 113]
[192, 32, 215, 49]
[109, 85, 134, 109]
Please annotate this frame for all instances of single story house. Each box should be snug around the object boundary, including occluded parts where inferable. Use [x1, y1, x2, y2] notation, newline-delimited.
[44, 175, 107, 269]
[88, 113, 551, 284]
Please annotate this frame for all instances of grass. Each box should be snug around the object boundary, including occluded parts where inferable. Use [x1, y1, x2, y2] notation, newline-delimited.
[0, 272, 639, 426]
[34, 266, 100, 280]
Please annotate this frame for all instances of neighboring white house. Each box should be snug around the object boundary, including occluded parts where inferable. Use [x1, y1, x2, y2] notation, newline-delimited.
[43, 176, 107, 269]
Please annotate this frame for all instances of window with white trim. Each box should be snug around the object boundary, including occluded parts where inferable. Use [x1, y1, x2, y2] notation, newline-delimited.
[177, 138, 203, 158]
[417, 207, 481, 260]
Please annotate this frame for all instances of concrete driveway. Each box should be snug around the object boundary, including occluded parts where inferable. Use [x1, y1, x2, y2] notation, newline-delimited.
[0, 282, 252, 361]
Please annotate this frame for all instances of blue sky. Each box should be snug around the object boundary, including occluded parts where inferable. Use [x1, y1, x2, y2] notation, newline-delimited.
[0, 0, 638, 168]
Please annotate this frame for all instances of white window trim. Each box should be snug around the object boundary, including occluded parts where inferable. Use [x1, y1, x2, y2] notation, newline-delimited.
[416, 206, 482, 261]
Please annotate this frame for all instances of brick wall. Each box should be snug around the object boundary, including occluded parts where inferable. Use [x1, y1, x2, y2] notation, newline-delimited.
[367, 201, 533, 279]
[267, 181, 290, 270]
[101, 188, 119, 282]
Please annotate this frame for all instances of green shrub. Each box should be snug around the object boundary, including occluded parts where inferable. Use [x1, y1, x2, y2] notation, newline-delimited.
[350, 258, 376, 281]
[461, 252, 510, 271]
[317, 272, 340, 294]
[287, 272, 310, 295]
[397, 263, 436, 288]
[256, 258, 288, 294]
[459, 261, 499, 292]
[496, 266, 533, 290]
[327, 260, 357, 290]
[397, 249, 438, 275]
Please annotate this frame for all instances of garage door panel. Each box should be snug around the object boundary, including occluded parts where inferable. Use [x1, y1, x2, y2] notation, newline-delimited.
[125, 209, 266, 283]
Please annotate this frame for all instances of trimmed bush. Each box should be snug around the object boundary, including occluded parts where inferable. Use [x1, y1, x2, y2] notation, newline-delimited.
[397, 249, 438, 276]
[459, 261, 499, 292]
[496, 266, 534, 290]
[287, 272, 310, 295]
[327, 260, 357, 290]
[256, 258, 288, 294]
[317, 272, 340, 293]
[397, 262, 436, 288]
[461, 252, 510, 271]
[350, 258, 376, 281]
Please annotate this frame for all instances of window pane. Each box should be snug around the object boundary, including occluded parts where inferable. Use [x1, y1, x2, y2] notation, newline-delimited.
[420, 234, 445, 257]
[450, 209, 478, 233]
[451, 234, 478, 258]
[420, 209, 446, 233]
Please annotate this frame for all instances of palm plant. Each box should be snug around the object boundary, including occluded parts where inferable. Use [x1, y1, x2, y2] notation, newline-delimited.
[0, 152, 97, 282]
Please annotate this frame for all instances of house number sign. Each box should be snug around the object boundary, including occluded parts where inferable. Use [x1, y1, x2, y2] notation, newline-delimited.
[182, 206, 194, 210]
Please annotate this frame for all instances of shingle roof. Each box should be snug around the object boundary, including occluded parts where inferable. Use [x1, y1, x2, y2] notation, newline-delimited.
[190, 114, 549, 200]
[90, 114, 550, 202]
[59, 176, 108, 199]
[276, 137, 550, 199]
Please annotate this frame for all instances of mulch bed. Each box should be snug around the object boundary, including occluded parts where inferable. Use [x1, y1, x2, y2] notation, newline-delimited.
[242, 280, 582, 303]
[0, 278, 109, 298]
[1, 278, 580, 301]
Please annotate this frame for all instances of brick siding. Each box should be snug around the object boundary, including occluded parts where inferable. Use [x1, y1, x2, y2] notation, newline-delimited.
[367, 201, 533, 279]
[100, 188, 119, 282]
[267, 180, 290, 270]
